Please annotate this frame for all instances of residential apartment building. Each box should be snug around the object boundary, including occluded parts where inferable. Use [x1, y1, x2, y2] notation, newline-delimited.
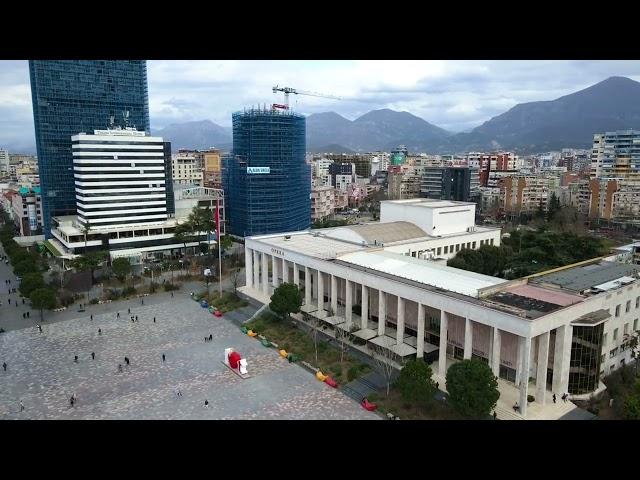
[591, 130, 640, 184]
[172, 150, 203, 186]
[311, 185, 335, 221]
[202, 149, 222, 188]
[420, 167, 479, 202]
[502, 176, 551, 215]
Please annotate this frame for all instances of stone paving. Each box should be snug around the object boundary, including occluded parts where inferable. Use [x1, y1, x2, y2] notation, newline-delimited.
[0, 293, 378, 420]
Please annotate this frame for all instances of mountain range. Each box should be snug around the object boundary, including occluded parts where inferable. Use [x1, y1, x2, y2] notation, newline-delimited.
[143, 76, 640, 154]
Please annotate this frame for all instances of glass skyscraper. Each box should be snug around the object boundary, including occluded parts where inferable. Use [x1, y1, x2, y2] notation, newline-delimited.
[224, 107, 310, 237]
[29, 60, 150, 237]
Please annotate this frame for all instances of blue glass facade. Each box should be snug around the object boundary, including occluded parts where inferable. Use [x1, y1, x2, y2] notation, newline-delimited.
[29, 60, 150, 237]
[224, 108, 310, 237]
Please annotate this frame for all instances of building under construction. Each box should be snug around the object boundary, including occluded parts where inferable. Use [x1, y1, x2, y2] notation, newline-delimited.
[224, 107, 310, 237]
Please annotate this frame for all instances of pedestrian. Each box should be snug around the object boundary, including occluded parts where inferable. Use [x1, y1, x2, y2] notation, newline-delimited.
[117, 364, 123, 373]
[553, 393, 557, 404]
[128, 308, 130, 314]
[74, 355, 78, 363]
[91, 352, 95, 360]
[204, 399, 209, 407]
[22, 313, 25, 319]
[38, 325, 42, 333]
[135, 315, 138, 322]
[22, 298, 24, 305]
[125, 357, 130, 366]
[175, 389, 182, 397]
[98, 328, 102, 335]
[20, 400, 25, 412]
[131, 316, 134, 323]
[162, 354, 165, 362]
[70, 396, 74, 408]
[171, 292, 174, 298]
[90, 314, 93, 321]
[493, 411, 497, 420]
[209, 334, 212, 341]
[141, 298, 144, 305]
[2, 362, 6, 371]
[8, 298, 10, 304]
[26, 312, 29, 318]
[153, 317, 156, 323]
[117, 312, 120, 318]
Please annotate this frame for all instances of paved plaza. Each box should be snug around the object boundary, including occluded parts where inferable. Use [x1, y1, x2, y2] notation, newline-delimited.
[0, 293, 378, 420]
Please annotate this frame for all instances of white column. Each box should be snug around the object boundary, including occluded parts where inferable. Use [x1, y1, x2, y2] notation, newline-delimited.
[271, 255, 278, 288]
[361, 284, 368, 329]
[463, 317, 472, 360]
[519, 336, 532, 417]
[396, 297, 405, 345]
[438, 310, 448, 378]
[282, 258, 289, 283]
[261, 253, 268, 296]
[304, 266, 311, 306]
[245, 248, 253, 289]
[317, 270, 324, 312]
[491, 327, 501, 377]
[330, 275, 338, 315]
[553, 325, 572, 397]
[253, 250, 260, 289]
[378, 290, 386, 336]
[345, 279, 352, 329]
[536, 332, 550, 406]
[293, 262, 299, 288]
[416, 303, 425, 359]
[515, 339, 523, 386]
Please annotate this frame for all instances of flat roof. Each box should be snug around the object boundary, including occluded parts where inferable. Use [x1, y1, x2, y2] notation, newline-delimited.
[252, 231, 366, 259]
[337, 250, 506, 298]
[382, 199, 476, 209]
[572, 309, 610, 326]
[531, 261, 640, 293]
[328, 221, 427, 244]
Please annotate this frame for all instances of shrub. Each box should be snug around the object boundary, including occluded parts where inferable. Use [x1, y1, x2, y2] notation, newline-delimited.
[106, 289, 122, 301]
[164, 283, 179, 291]
[89, 298, 99, 305]
[330, 364, 342, 375]
[368, 392, 379, 402]
[527, 395, 535, 403]
[347, 365, 360, 382]
[149, 282, 158, 294]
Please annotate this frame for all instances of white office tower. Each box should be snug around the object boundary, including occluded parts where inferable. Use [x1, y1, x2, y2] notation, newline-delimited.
[72, 128, 168, 228]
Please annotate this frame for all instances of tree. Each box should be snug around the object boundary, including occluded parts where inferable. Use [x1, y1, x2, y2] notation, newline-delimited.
[395, 359, 437, 405]
[269, 282, 302, 321]
[29, 287, 57, 322]
[19, 272, 45, 298]
[623, 393, 640, 420]
[624, 331, 640, 376]
[446, 359, 500, 418]
[334, 325, 352, 364]
[112, 257, 132, 283]
[14, 257, 37, 276]
[71, 251, 108, 285]
[231, 267, 242, 295]
[369, 343, 397, 397]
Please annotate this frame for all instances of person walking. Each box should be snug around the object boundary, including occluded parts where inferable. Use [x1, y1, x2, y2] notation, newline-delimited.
[117, 364, 123, 373]
[125, 357, 130, 366]
[204, 399, 209, 408]
[19, 400, 25, 412]
[131, 316, 134, 323]
[553, 393, 557, 404]
[209, 334, 212, 342]
[22, 298, 24, 305]
[117, 312, 120, 318]
[90, 314, 93, 321]
[91, 352, 95, 360]
[153, 317, 156, 323]
[8, 298, 10, 304]
[74, 355, 78, 363]
[171, 292, 174, 298]
[22, 313, 25, 319]
[38, 325, 42, 333]
[2, 361, 6, 371]
[493, 411, 497, 420]
[141, 298, 144, 305]
[127, 307, 130, 314]
[162, 354, 165, 363]
[135, 315, 138, 322]
[98, 328, 102, 335]
[26, 312, 29, 318]
[175, 389, 182, 397]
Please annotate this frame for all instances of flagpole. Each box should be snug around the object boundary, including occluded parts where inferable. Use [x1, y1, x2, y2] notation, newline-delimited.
[217, 197, 222, 298]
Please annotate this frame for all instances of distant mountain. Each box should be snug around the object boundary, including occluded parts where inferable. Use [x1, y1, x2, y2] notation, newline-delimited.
[153, 120, 231, 150]
[306, 109, 452, 152]
[307, 144, 355, 154]
[448, 76, 640, 153]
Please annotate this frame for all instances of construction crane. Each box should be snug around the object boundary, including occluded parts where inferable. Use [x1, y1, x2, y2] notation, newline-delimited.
[272, 85, 342, 110]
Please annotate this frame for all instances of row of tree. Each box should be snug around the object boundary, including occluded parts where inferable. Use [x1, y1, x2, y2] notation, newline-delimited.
[0, 217, 56, 321]
[448, 228, 609, 279]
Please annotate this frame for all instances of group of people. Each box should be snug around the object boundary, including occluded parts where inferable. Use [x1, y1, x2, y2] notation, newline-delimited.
[552, 393, 570, 403]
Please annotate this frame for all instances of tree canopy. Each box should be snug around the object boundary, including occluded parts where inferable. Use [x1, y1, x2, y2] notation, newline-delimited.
[448, 229, 609, 279]
[19, 272, 45, 298]
[446, 359, 500, 418]
[112, 257, 132, 282]
[395, 359, 437, 405]
[269, 282, 303, 321]
[71, 251, 108, 283]
[29, 287, 57, 321]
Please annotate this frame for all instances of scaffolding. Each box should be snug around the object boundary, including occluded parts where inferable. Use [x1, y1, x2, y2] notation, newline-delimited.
[224, 107, 310, 236]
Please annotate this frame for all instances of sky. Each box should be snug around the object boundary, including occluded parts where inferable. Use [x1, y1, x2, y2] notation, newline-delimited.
[2, 60, 640, 153]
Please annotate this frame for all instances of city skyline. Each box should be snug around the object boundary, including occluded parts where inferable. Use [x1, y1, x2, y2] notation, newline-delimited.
[2, 60, 640, 152]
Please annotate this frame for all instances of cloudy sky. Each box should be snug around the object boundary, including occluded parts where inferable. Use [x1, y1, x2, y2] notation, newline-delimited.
[2, 60, 640, 152]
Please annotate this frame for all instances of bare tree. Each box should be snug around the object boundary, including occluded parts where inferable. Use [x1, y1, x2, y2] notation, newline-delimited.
[369, 343, 398, 397]
[335, 325, 352, 364]
[623, 331, 640, 376]
[231, 267, 242, 295]
[305, 313, 321, 364]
